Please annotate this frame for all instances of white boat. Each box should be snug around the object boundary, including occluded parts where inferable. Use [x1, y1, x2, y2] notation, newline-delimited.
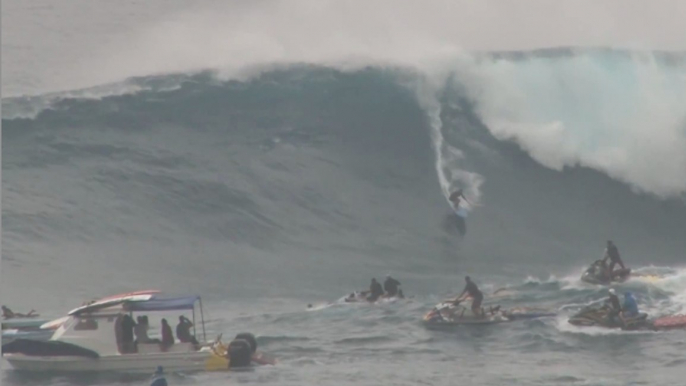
[2, 290, 225, 373]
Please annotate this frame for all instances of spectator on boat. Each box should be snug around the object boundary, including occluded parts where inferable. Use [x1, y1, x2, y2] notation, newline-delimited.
[121, 314, 137, 353]
[176, 315, 198, 345]
[161, 318, 174, 350]
[114, 314, 124, 352]
[134, 316, 160, 344]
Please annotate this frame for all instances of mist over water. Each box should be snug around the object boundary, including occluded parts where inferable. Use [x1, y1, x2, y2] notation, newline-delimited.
[3, 1, 686, 385]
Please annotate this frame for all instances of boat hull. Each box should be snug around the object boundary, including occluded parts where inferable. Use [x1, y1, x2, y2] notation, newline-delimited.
[4, 350, 214, 373]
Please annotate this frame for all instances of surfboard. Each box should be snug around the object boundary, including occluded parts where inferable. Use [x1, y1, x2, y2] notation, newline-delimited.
[455, 206, 468, 218]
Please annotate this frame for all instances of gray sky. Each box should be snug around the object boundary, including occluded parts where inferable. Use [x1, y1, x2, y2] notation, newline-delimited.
[2, 0, 685, 96]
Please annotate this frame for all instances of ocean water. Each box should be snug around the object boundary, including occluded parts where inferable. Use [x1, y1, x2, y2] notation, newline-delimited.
[3, 1, 686, 385]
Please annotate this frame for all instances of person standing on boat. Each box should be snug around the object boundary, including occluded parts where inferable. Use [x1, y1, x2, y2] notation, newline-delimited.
[121, 314, 136, 353]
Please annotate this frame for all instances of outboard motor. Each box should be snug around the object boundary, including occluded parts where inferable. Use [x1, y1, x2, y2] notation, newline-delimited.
[227, 339, 252, 368]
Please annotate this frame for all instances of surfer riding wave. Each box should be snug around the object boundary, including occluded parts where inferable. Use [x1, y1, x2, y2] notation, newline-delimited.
[447, 189, 471, 236]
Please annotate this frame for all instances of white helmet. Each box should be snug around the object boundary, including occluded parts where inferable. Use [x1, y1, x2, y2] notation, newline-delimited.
[609, 288, 616, 295]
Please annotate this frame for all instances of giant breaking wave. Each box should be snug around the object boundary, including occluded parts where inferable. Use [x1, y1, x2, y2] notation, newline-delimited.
[3, 49, 686, 301]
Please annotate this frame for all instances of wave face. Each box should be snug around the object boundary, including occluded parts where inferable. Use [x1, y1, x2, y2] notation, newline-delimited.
[3, 50, 686, 308]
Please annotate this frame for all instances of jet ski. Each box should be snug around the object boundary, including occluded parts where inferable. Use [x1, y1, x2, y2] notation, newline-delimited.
[580, 260, 631, 285]
[567, 303, 651, 330]
[423, 301, 555, 327]
[339, 290, 405, 304]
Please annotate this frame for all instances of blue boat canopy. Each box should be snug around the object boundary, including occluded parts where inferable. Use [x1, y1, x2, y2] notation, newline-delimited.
[124, 296, 200, 312]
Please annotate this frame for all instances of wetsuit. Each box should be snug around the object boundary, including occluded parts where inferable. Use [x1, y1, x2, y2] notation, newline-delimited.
[606, 244, 625, 272]
[368, 281, 384, 302]
[383, 277, 401, 297]
[608, 293, 621, 323]
[623, 294, 638, 318]
[463, 281, 483, 312]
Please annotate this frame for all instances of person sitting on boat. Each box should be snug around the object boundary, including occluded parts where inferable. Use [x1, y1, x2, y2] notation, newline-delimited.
[160, 318, 174, 349]
[135, 316, 161, 344]
[607, 288, 622, 324]
[176, 315, 198, 345]
[383, 275, 401, 297]
[367, 278, 384, 302]
[2, 305, 37, 319]
[453, 276, 484, 317]
[602, 240, 626, 278]
[621, 292, 639, 321]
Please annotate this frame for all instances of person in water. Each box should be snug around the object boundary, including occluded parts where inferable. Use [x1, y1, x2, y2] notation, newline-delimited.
[1, 306, 37, 319]
[621, 291, 639, 321]
[602, 240, 626, 277]
[367, 278, 384, 302]
[454, 276, 484, 317]
[149, 366, 168, 386]
[607, 288, 622, 324]
[383, 275, 401, 297]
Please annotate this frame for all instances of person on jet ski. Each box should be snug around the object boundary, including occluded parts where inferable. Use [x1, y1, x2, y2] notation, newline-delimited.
[383, 275, 401, 297]
[602, 240, 626, 278]
[454, 276, 484, 317]
[607, 288, 622, 324]
[621, 291, 639, 320]
[367, 278, 384, 302]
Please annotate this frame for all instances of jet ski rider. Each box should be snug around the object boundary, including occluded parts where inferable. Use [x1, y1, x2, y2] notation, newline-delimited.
[602, 240, 625, 279]
[383, 275, 401, 297]
[367, 278, 384, 302]
[621, 291, 639, 322]
[454, 276, 484, 317]
[607, 288, 621, 324]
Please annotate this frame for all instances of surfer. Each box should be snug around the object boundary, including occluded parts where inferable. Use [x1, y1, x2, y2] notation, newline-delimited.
[449, 189, 471, 210]
[383, 275, 401, 297]
[448, 189, 471, 236]
[367, 278, 384, 302]
[453, 276, 484, 317]
[601, 240, 625, 278]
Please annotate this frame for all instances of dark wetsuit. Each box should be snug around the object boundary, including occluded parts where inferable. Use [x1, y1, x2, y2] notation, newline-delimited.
[608, 293, 621, 323]
[606, 244, 625, 272]
[383, 278, 401, 297]
[464, 281, 483, 311]
[368, 282, 384, 302]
